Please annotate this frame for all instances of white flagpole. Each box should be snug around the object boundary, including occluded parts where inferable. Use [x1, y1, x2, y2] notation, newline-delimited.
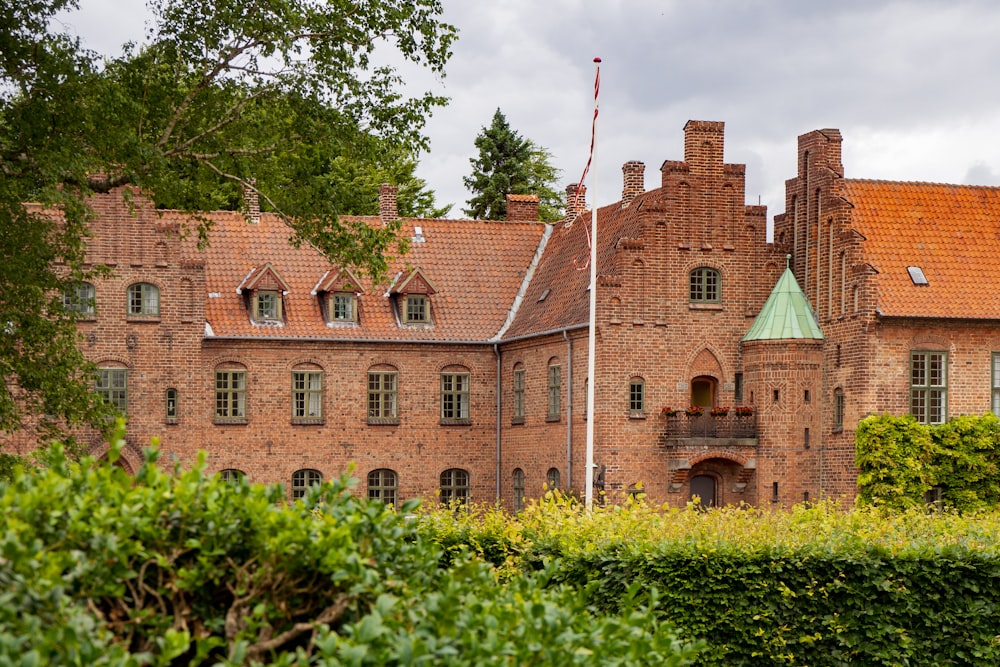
[584, 57, 601, 510]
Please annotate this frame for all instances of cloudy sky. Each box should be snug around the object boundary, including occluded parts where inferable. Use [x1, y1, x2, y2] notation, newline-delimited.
[57, 0, 1000, 222]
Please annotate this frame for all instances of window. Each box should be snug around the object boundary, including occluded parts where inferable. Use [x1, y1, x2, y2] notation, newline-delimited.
[734, 372, 743, 402]
[368, 469, 398, 506]
[689, 267, 720, 303]
[547, 363, 561, 420]
[219, 469, 245, 484]
[165, 388, 178, 422]
[804, 389, 811, 403]
[404, 295, 428, 323]
[292, 370, 323, 422]
[254, 290, 281, 321]
[911, 351, 947, 424]
[440, 468, 469, 505]
[834, 388, 844, 431]
[546, 467, 560, 490]
[291, 469, 323, 500]
[330, 293, 356, 322]
[127, 282, 159, 316]
[993, 353, 1000, 416]
[215, 369, 246, 421]
[441, 372, 470, 422]
[512, 367, 526, 424]
[629, 379, 645, 416]
[367, 371, 398, 422]
[96, 368, 127, 412]
[63, 282, 95, 316]
[512, 468, 525, 512]
[583, 378, 588, 419]
[804, 427, 810, 449]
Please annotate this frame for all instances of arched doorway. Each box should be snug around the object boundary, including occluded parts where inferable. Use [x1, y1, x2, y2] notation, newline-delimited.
[690, 474, 716, 508]
[690, 376, 717, 408]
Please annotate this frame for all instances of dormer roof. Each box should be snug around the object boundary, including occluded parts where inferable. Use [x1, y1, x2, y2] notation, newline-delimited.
[238, 262, 291, 294]
[392, 267, 438, 295]
[314, 267, 364, 294]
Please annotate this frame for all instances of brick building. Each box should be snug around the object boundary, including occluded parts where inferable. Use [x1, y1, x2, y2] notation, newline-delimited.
[8, 120, 1000, 508]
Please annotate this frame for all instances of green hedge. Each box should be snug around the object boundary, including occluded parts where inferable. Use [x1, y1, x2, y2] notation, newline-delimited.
[0, 426, 700, 666]
[418, 495, 1000, 666]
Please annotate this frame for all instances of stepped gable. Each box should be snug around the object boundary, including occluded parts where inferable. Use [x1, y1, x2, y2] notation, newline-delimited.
[503, 188, 653, 338]
[844, 180, 1000, 319]
[186, 211, 546, 341]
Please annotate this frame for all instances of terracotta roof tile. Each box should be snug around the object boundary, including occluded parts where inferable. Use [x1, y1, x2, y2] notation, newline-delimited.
[844, 179, 1000, 319]
[171, 210, 545, 341]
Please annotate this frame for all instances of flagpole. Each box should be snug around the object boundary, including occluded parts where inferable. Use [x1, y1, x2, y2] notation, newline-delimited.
[584, 57, 601, 510]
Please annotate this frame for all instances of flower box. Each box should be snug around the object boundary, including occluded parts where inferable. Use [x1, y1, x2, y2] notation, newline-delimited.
[734, 406, 754, 417]
[685, 406, 705, 417]
[710, 406, 730, 417]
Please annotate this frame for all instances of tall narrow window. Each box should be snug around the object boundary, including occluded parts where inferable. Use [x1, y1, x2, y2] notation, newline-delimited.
[547, 362, 561, 420]
[165, 388, 178, 422]
[689, 267, 720, 303]
[734, 372, 743, 402]
[804, 427, 810, 449]
[629, 379, 645, 416]
[291, 469, 323, 500]
[441, 372, 470, 422]
[63, 282, 95, 316]
[127, 282, 159, 316]
[512, 367, 526, 424]
[546, 467, 561, 490]
[96, 368, 128, 412]
[367, 371, 398, 422]
[292, 370, 323, 422]
[368, 469, 398, 506]
[215, 369, 246, 421]
[440, 468, 470, 505]
[512, 468, 525, 512]
[911, 351, 947, 424]
[834, 388, 844, 431]
[993, 353, 1000, 416]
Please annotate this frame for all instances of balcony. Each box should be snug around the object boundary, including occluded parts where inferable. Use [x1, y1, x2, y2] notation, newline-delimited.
[663, 413, 758, 442]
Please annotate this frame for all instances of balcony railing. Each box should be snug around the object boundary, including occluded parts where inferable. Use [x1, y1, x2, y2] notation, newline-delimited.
[663, 413, 758, 439]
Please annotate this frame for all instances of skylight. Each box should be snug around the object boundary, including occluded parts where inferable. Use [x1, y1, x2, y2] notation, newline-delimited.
[907, 266, 928, 285]
[538, 288, 550, 302]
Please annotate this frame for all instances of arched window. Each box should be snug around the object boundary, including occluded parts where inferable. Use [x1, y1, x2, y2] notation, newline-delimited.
[96, 365, 128, 412]
[546, 467, 560, 490]
[440, 367, 471, 423]
[367, 365, 399, 423]
[215, 364, 247, 423]
[629, 377, 645, 416]
[368, 469, 398, 506]
[219, 469, 245, 484]
[291, 364, 323, 422]
[547, 358, 561, 420]
[512, 468, 525, 512]
[689, 268, 720, 303]
[440, 468, 469, 505]
[127, 282, 160, 316]
[291, 469, 323, 500]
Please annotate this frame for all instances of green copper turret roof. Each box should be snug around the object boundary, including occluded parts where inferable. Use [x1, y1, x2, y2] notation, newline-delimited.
[742, 263, 824, 342]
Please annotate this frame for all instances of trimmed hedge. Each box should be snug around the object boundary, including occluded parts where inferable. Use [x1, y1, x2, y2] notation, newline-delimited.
[418, 495, 1000, 666]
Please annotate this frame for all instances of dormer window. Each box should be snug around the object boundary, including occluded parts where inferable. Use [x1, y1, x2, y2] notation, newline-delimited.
[238, 263, 290, 326]
[392, 267, 437, 327]
[315, 267, 362, 325]
[405, 295, 428, 323]
[254, 290, 282, 321]
[331, 293, 357, 322]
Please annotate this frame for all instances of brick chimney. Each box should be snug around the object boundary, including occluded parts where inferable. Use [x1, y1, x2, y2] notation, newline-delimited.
[506, 193, 539, 221]
[565, 183, 587, 221]
[379, 183, 398, 224]
[621, 161, 645, 208]
[683, 120, 725, 175]
[242, 179, 260, 224]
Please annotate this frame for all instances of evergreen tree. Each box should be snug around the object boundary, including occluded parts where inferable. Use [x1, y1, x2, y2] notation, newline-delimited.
[463, 109, 563, 221]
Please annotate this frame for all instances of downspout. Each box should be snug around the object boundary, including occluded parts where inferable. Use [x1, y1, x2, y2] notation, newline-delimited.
[494, 343, 502, 503]
[563, 330, 573, 490]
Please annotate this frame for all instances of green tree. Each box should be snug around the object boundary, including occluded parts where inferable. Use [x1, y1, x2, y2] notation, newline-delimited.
[0, 0, 456, 438]
[463, 108, 563, 222]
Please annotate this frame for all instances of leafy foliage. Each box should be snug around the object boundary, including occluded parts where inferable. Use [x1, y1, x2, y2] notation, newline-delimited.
[0, 0, 456, 437]
[856, 413, 1000, 511]
[462, 109, 563, 221]
[0, 427, 700, 665]
[419, 493, 1000, 666]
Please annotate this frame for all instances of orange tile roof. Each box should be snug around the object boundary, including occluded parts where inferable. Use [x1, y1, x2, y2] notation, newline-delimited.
[843, 180, 1000, 319]
[170, 210, 546, 341]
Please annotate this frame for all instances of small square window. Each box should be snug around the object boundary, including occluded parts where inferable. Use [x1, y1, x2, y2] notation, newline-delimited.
[64, 282, 96, 316]
[255, 290, 281, 321]
[127, 283, 159, 316]
[331, 293, 356, 322]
